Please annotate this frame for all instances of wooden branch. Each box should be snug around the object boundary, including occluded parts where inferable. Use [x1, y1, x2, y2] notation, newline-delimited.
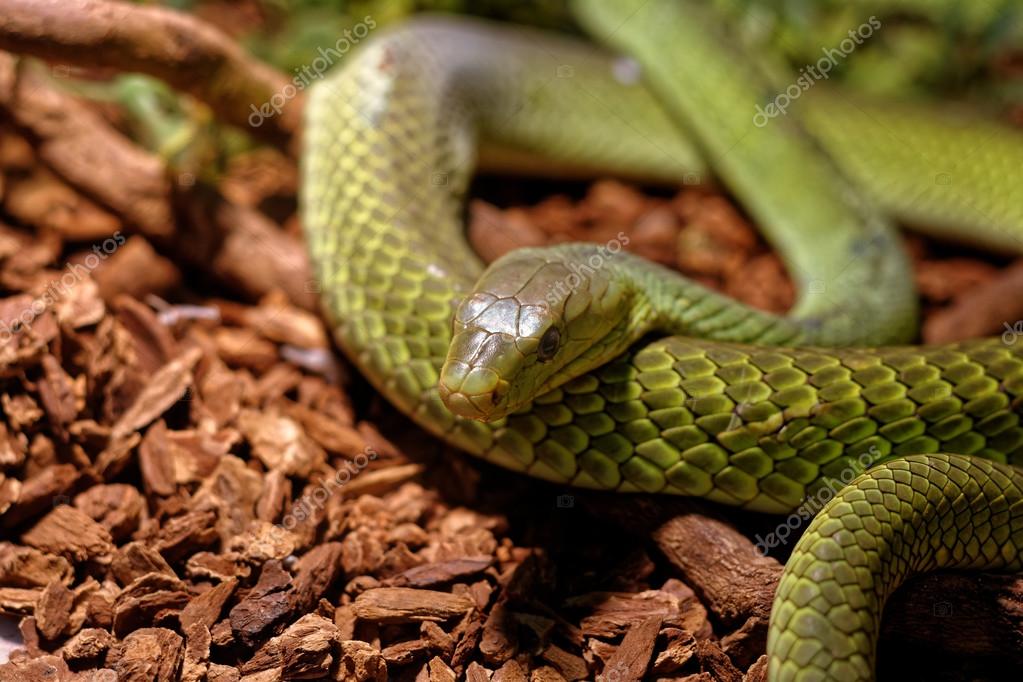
[0, 0, 298, 149]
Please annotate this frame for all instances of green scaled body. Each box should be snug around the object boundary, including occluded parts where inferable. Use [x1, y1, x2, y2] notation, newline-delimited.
[487, 338, 1023, 513]
[301, 5, 1023, 681]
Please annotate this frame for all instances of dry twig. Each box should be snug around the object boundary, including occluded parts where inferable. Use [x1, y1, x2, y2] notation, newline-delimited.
[0, 0, 298, 148]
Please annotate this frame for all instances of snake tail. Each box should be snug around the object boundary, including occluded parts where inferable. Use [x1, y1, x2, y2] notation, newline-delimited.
[768, 454, 1023, 681]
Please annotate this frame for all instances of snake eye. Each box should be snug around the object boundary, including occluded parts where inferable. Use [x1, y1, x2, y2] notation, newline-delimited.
[537, 327, 560, 362]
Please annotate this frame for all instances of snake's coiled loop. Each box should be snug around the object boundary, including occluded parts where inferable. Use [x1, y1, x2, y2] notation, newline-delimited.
[302, 3, 1023, 679]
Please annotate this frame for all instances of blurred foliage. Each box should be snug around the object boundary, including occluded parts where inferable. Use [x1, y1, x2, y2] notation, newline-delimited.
[112, 74, 249, 182]
[714, 0, 1023, 105]
[65, 71, 242, 181]
[243, 0, 575, 77]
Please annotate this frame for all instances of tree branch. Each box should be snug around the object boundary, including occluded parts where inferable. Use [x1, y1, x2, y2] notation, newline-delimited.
[0, 0, 298, 149]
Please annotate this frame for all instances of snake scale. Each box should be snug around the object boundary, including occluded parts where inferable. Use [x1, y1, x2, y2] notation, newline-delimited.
[301, 1, 1023, 679]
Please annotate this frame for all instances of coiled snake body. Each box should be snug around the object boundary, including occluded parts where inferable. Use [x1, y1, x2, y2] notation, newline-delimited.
[302, 2, 1023, 679]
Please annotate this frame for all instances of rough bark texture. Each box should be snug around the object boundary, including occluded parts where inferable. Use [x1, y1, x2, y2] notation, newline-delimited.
[0, 0, 298, 148]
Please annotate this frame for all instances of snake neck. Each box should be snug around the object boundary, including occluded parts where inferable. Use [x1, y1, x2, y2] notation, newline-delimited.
[620, 252, 803, 346]
[499, 242, 817, 355]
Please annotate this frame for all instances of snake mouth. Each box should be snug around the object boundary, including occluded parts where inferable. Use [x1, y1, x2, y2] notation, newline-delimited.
[437, 366, 512, 421]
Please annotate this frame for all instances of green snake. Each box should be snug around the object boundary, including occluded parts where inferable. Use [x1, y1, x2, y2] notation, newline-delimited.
[300, 1, 1023, 679]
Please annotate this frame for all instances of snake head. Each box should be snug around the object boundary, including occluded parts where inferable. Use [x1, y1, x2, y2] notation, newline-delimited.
[439, 246, 646, 421]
